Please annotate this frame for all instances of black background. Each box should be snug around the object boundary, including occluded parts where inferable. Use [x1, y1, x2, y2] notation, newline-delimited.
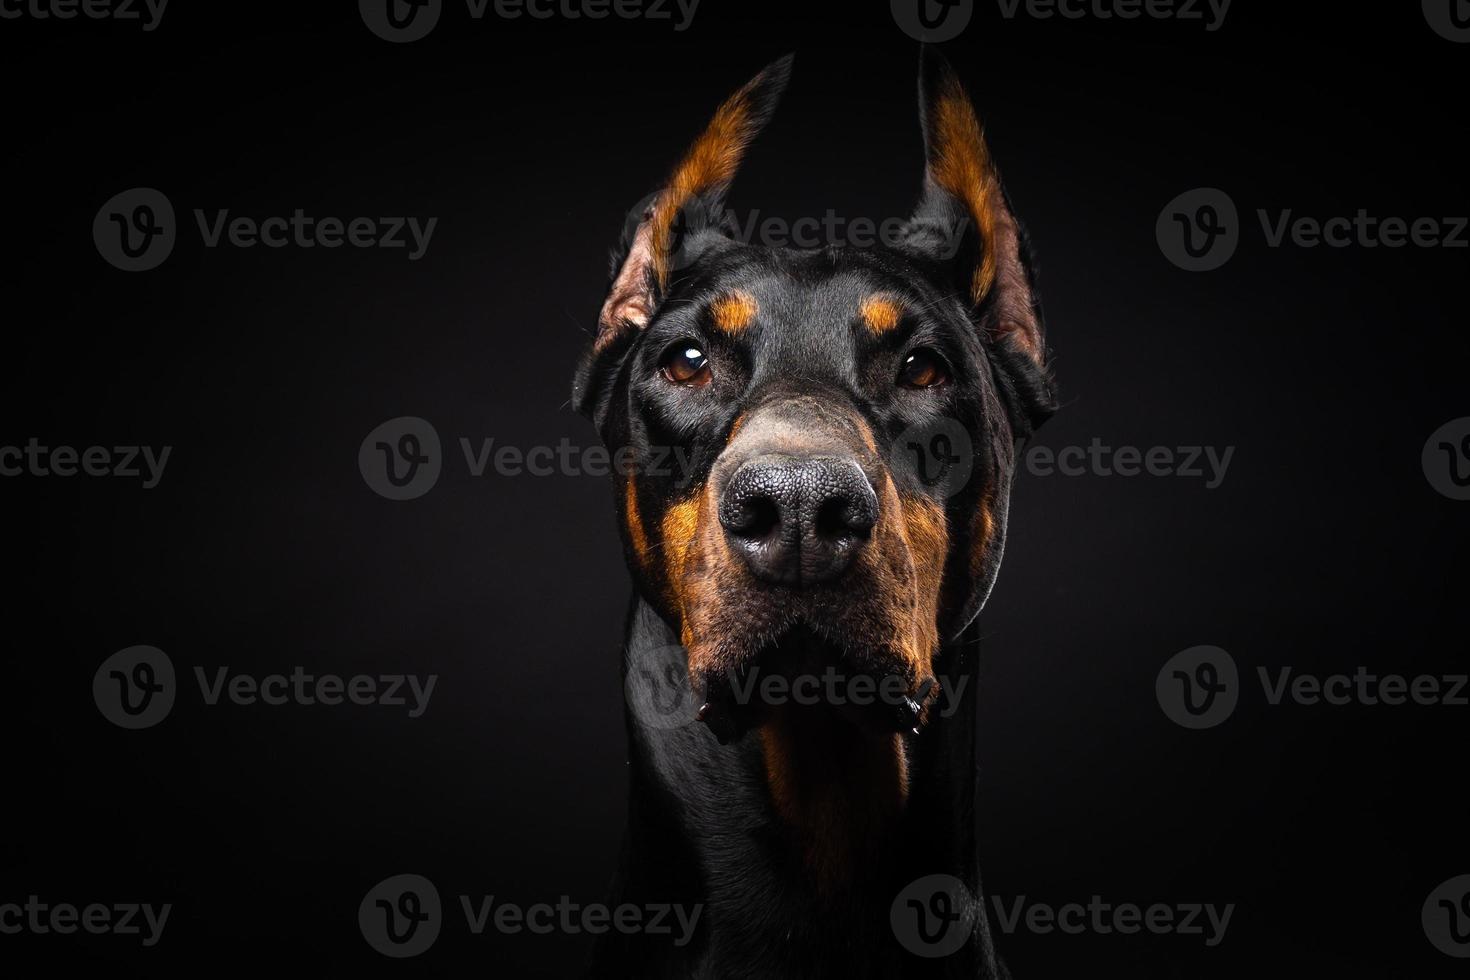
[2, 0, 1466, 976]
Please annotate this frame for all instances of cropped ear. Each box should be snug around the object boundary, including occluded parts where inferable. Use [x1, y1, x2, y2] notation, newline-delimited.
[596, 55, 794, 352]
[906, 49, 1046, 368]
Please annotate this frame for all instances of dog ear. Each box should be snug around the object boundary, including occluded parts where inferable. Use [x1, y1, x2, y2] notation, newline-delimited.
[905, 49, 1046, 368]
[595, 55, 793, 351]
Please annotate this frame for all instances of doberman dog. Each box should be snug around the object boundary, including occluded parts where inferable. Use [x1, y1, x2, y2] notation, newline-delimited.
[573, 50, 1055, 978]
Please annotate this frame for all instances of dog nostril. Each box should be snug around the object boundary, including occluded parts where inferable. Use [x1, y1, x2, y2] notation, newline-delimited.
[725, 493, 781, 541]
[814, 493, 873, 543]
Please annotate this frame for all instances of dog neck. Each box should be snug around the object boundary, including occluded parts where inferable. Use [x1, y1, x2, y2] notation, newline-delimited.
[590, 596, 1008, 978]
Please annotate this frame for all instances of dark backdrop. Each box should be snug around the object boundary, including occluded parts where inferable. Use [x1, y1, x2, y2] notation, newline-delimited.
[2, 1, 1466, 976]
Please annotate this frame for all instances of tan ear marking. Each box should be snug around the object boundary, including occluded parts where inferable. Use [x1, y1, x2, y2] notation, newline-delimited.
[649, 60, 789, 290]
[923, 60, 1044, 365]
[596, 223, 657, 349]
[927, 72, 1002, 306]
[595, 57, 791, 350]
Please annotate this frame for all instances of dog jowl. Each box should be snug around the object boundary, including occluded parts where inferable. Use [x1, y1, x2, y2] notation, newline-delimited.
[574, 51, 1055, 976]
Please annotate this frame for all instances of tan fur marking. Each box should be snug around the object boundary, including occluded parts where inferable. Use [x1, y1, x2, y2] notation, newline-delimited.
[761, 721, 908, 892]
[895, 492, 948, 683]
[710, 290, 758, 334]
[858, 294, 905, 335]
[623, 472, 650, 570]
[661, 496, 702, 592]
[929, 76, 999, 304]
[928, 70, 1043, 363]
[967, 494, 998, 588]
[978, 500, 995, 550]
[650, 70, 775, 289]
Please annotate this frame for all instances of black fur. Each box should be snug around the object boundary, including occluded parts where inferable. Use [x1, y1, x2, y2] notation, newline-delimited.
[574, 52, 1054, 979]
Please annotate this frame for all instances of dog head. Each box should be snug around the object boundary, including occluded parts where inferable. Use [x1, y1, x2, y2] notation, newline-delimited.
[574, 51, 1055, 855]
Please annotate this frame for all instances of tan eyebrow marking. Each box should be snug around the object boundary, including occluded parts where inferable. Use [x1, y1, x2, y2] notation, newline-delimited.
[858, 294, 905, 335]
[710, 290, 759, 334]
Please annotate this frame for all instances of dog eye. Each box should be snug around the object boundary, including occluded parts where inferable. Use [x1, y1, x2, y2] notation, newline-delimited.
[898, 348, 950, 389]
[660, 343, 712, 387]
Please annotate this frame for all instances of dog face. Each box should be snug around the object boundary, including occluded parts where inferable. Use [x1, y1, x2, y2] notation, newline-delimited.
[575, 52, 1054, 845]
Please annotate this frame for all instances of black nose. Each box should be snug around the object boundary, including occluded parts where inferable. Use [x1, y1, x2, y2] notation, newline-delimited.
[718, 454, 878, 586]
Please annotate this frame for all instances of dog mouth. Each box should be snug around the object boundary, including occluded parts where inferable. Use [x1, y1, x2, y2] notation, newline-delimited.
[693, 624, 934, 745]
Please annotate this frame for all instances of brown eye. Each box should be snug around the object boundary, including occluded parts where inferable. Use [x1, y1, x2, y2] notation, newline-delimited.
[661, 343, 712, 387]
[898, 348, 950, 389]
